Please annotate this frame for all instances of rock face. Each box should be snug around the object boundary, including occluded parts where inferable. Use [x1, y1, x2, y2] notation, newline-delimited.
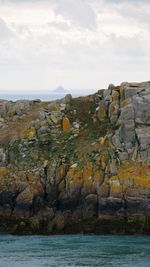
[0, 85, 150, 235]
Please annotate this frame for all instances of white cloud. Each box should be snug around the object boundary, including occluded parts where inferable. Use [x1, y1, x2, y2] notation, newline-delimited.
[0, 0, 149, 93]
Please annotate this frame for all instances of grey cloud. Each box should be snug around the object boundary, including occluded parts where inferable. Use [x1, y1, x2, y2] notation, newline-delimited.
[106, 1, 150, 26]
[53, 0, 96, 29]
[0, 0, 45, 3]
[120, 8, 150, 27]
[106, 0, 150, 3]
[0, 17, 14, 40]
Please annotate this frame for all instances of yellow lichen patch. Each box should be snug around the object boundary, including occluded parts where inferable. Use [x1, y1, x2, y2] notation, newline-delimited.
[133, 176, 150, 188]
[82, 163, 97, 193]
[112, 91, 119, 102]
[109, 101, 116, 117]
[94, 169, 104, 185]
[121, 99, 129, 108]
[26, 171, 36, 183]
[63, 117, 71, 132]
[83, 164, 93, 181]
[109, 176, 126, 195]
[98, 137, 105, 146]
[67, 167, 77, 181]
[55, 164, 68, 184]
[0, 116, 4, 123]
[94, 169, 101, 183]
[21, 127, 36, 139]
[120, 87, 124, 100]
[25, 171, 43, 195]
[66, 167, 83, 193]
[0, 167, 7, 178]
[109, 165, 150, 196]
[117, 165, 150, 178]
[98, 103, 106, 120]
[72, 170, 83, 185]
[0, 167, 7, 186]
[83, 177, 95, 193]
[59, 164, 67, 179]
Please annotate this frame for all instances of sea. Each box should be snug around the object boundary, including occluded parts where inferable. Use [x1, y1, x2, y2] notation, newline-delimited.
[0, 234, 149, 267]
[0, 93, 82, 102]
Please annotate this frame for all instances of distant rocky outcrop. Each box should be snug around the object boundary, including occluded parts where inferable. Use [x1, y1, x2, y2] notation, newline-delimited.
[53, 86, 67, 94]
[0, 82, 150, 235]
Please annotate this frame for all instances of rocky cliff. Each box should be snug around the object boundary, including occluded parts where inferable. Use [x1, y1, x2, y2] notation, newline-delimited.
[0, 81, 150, 235]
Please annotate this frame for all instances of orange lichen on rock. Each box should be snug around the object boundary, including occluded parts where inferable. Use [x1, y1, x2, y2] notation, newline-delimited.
[98, 137, 105, 145]
[66, 167, 83, 194]
[109, 164, 150, 197]
[109, 101, 116, 117]
[63, 117, 71, 132]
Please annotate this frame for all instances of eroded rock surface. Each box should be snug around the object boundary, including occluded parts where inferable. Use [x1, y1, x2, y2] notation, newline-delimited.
[0, 83, 150, 235]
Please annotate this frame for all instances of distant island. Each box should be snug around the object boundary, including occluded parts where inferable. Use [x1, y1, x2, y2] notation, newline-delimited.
[52, 86, 67, 94]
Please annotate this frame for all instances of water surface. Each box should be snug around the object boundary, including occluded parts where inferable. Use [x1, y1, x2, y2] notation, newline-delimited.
[0, 235, 149, 267]
[0, 93, 80, 101]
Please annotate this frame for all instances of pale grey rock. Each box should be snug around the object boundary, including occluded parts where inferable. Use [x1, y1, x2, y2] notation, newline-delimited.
[103, 88, 111, 98]
[38, 126, 49, 135]
[39, 109, 46, 119]
[108, 84, 116, 91]
[0, 148, 6, 164]
[118, 104, 135, 123]
[124, 87, 141, 99]
[112, 130, 123, 149]
[73, 122, 80, 129]
[60, 103, 66, 111]
[119, 121, 136, 149]
[118, 151, 129, 161]
[110, 159, 118, 175]
[135, 127, 150, 160]
[133, 96, 150, 125]
[63, 94, 72, 104]
[0, 101, 8, 117]
[109, 81, 150, 160]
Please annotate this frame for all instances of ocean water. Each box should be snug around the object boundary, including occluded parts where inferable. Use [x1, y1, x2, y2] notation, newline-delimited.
[0, 235, 149, 267]
[0, 93, 80, 101]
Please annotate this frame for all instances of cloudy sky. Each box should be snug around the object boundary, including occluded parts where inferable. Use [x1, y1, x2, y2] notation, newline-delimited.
[0, 0, 150, 94]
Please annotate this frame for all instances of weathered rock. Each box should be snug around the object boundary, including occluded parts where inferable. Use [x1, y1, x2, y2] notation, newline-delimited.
[0, 81, 150, 235]
[63, 94, 72, 104]
[98, 102, 106, 120]
[63, 117, 71, 132]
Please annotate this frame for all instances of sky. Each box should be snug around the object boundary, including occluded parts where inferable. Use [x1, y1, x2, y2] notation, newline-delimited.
[0, 0, 150, 94]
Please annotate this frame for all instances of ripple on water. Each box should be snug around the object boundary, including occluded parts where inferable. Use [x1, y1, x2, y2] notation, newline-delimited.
[0, 235, 149, 267]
